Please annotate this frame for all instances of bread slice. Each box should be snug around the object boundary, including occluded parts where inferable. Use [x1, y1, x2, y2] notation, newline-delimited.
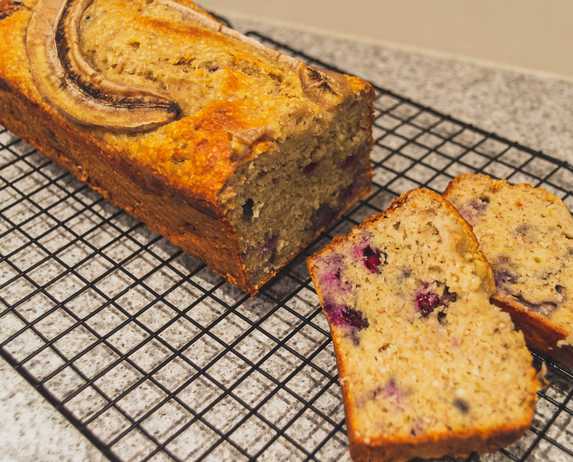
[307, 189, 538, 462]
[445, 173, 573, 367]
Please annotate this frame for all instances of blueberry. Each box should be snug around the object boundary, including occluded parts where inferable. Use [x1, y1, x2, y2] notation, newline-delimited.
[471, 196, 490, 212]
[262, 234, 278, 262]
[371, 378, 403, 403]
[342, 307, 369, 330]
[416, 291, 441, 316]
[460, 196, 490, 224]
[352, 239, 387, 274]
[242, 199, 254, 221]
[494, 269, 518, 287]
[342, 154, 359, 169]
[339, 180, 359, 202]
[324, 301, 369, 330]
[311, 204, 337, 230]
[442, 286, 458, 304]
[382, 378, 405, 403]
[363, 245, 386, 274]
[453, 398, 470, 414]
[415, 281, 457, 317]
[303, 161, 318, 175]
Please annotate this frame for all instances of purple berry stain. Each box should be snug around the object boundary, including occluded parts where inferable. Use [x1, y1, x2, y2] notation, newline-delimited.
[339, 180, 360, 202]
[363, 246, 384, 273]
[303, 161, 318, 175]
[262, 234, 278, 262]
[352, 235, 387, 274]
[383, 379, 399, 398]
[369, 377, 408, 408]
[311, 203, 336, 230]
[460, 196, 490, 225]
[471, 196, 490, 213]
[374, 378, 405, 405]
[494, 269, 518, 287]
[324, 301, 369, 330]
[342, 153, 359, 169]
[442, 286, 458, 304]
[416, 291, 441, 317]
[318, 254, 351, 296]
[415, 281, 458, 318]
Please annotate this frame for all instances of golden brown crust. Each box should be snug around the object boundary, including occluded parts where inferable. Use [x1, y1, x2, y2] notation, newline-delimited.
[0, 1, 371, 204]
[492, 294, 573, 368]
[0, 0, 372, 205]
[0, 0, 21, 19]
[307, 188, 538, 461]
[444, 173, 573, 367]
[0, 0, 373, 294]
[443, 173, 566, 215]
[349, 423, 527, 462]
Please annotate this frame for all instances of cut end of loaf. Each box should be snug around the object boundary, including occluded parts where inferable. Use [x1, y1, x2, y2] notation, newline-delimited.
[308, 188, 538, 461]
[222, 81, 374, 294]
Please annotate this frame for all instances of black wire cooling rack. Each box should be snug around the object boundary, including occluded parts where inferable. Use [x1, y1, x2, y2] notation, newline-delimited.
[1, 25, 573, 462]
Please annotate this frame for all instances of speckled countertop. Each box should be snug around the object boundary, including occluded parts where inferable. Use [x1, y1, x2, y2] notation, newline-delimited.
[1, 14, 573, 462]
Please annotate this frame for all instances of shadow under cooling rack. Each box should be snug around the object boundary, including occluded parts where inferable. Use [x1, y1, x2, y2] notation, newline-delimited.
[1, 29, 573, 462]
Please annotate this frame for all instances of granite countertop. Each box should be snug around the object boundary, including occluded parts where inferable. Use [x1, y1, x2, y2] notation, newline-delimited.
[1, 14, 573, 462]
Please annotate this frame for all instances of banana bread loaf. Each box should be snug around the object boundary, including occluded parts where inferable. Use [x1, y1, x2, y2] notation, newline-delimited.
[0, 0, 373, 294]
[445, 173, 573, 367]
[307, 189, 538, 462]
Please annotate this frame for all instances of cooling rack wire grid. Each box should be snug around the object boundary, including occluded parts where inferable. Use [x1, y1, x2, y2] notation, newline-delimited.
[1, 24, 573, 462]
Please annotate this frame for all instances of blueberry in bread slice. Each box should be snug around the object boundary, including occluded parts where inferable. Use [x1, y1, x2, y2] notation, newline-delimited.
[445, 173, 573, 367]
[307, 189, 538, 462]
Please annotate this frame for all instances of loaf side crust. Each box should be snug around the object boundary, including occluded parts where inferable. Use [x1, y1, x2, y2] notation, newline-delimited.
[307, 189, 538, 462]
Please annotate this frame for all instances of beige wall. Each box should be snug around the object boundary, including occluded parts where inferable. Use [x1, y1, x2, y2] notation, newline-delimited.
[204, 0, 572, 79]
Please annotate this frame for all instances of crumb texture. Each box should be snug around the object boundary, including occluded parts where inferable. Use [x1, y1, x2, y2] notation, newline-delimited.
[309, 189, 537, 459]
[445, 174, 573, 331]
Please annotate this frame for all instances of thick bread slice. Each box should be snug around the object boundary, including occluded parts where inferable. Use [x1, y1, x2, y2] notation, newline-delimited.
[307, 188, 538, 462]
[445, 173, 573, 367]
